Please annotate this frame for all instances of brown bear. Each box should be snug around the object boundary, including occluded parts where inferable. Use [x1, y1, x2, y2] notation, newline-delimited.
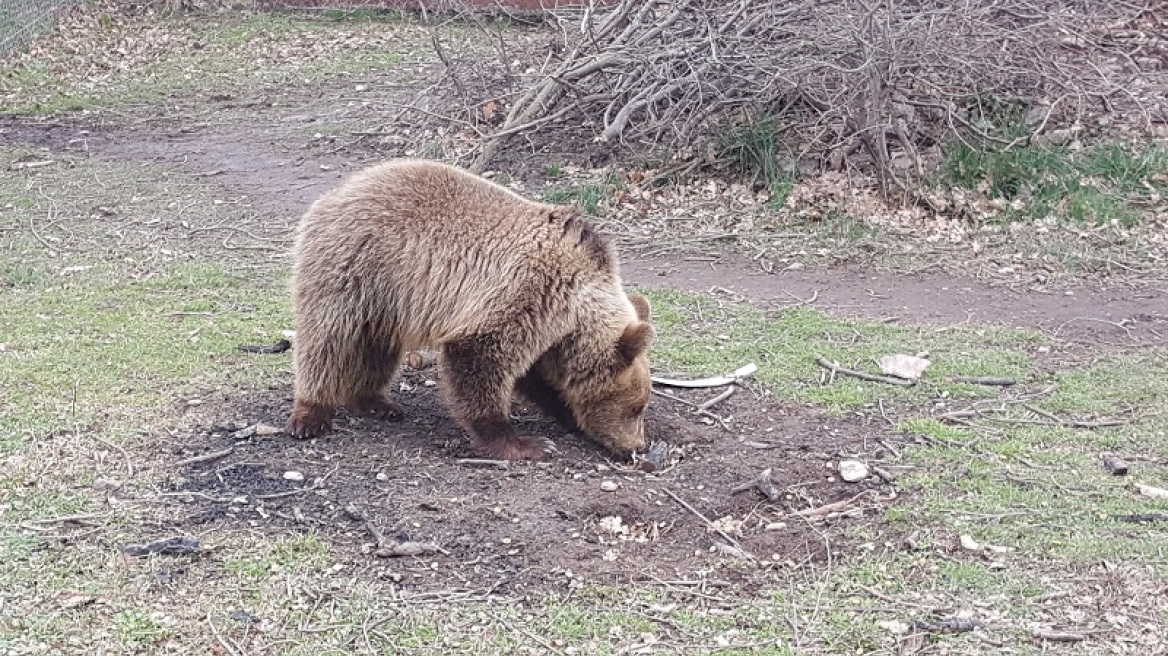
[285, 159, 655, 461]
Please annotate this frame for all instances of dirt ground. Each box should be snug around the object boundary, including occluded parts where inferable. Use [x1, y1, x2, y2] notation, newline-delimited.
[4, 100, 1166, 594]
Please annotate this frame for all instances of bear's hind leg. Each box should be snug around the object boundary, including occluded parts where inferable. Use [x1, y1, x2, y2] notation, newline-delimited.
[442, 335, 547, 461]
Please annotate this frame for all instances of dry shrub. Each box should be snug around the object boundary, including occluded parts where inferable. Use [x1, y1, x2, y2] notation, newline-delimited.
[425, 0, 1166, 186]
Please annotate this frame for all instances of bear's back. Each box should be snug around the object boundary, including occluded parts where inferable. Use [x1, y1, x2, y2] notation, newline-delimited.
[292, 159, 623, 345]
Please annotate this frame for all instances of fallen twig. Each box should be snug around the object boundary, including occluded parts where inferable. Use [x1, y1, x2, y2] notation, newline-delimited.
[175, 448, 234, 467]
[1112, 513, 1168, 523]
[455, 458, 511, 469]
[207, 612, 244, 656]
[662, 489, 755, 560]
[815, 356, 914, 387]
[951, 376, 1016, 386]
[1032, 629, 1088, 643]
[795, 491, 871, 518]
[124, 536, 202, 557]
[651, 363, 757, 388]
[913, 617, 980, 633]
[730, 468, 779, 501]
[696, 386, 736, 411]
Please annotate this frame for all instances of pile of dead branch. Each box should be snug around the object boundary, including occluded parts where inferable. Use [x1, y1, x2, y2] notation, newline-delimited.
[431, 0, 1165, 185]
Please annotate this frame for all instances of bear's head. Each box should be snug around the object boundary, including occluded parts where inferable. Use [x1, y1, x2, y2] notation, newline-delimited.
[570, 293, 655, 455]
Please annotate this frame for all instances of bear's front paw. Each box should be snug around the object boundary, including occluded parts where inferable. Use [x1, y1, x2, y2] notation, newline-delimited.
[286, 400, 334, 438]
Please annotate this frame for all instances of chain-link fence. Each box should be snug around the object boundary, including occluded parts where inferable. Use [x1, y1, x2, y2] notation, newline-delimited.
[0, 0, 80, 55]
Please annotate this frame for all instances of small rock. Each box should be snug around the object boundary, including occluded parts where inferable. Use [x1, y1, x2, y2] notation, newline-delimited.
[283, 471, 305, 483]
[838, 460, 869, 482]
[1102, 456, 1129, 476]
[878, 620, 910, 634]
[375, 472, 388, 482]
[959, 534, 981, 551]
[600, 481, 619, 492]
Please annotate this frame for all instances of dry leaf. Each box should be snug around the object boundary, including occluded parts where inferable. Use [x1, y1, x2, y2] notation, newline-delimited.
[879, 354, 931, 380]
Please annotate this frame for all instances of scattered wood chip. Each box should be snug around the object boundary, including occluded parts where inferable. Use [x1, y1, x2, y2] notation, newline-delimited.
[1135, 482, 1168, 499]
[230, 425, 257, 440]
[374, 541, 443, 558]
[794, 491, 870, 518]
[711, 542, 753, 561]
[1032, 629, 1087, 643]
[878, 354, 931, 380]
[10, 159, 55, 170]
[237, 339, 292, 354]
[1112, 513, 1168, 523]
[959, 534, 981, 551]
[651, 363, 757, 388]
[730, 467, 779, 501]
[455, 458, 510, 469]
[254, 423, 282, 436]
[124, 536, 202, 557]
[871, 466, 896, 483]
[1102, 455, 1129, 476]
[54, 590, 97, 609]
[175, 447, 233, 467]
[877, 620, 910, 634]
[913, 617, 980, 633]
[951, 375, 1016, 386]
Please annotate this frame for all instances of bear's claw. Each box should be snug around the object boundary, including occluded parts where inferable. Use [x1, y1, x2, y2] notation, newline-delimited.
[350, 394, 404, 421]
[473, 434, 548, 461]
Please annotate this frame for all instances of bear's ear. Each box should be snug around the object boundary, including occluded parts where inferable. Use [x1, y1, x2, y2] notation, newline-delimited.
[628, 294, 651, 321]
[617, 322, 654, 365]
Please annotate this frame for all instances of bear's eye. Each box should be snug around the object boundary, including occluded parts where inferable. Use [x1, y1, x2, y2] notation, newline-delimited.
[629, 404, 647, 418]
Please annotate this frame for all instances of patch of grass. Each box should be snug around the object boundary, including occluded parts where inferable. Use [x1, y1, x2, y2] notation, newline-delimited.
[892, 352, 1168, 568]
[113, 608, 170, 649]
[543, 181, 616, 217]
[941, 140, 1167, 226]
[641, 287, 1042, 411]
[717, 115, 797, 209]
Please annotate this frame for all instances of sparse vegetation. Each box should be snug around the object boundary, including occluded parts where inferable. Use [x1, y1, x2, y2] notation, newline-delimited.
[941, 140, 1168, 226]
[0, 3, 1165, 654]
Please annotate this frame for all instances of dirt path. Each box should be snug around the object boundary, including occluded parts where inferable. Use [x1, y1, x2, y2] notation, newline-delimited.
[6, 117, 1167, 346]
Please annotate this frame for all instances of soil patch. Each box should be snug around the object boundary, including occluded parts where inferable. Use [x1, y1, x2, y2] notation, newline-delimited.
[160, 364, 894, 593]
[622, 255, 1168, 347]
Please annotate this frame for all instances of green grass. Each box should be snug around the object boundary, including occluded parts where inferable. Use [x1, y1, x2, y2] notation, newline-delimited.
[941, 140, 1167, 226]
[641, 287, 1043, 411]
[893, 351, 1168, 567]
[543, 181, 617, 217]
[716, 115, 797, 209]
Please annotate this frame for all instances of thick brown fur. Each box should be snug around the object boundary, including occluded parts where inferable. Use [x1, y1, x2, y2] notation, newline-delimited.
[286, 159, 655, 461]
